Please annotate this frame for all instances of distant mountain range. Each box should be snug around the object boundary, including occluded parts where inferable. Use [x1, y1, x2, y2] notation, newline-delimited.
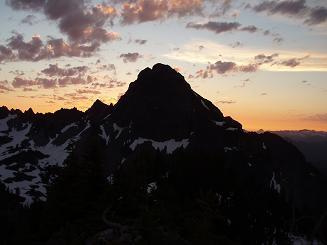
[271, 130, 327, 176]
[0, 64, 326, 244]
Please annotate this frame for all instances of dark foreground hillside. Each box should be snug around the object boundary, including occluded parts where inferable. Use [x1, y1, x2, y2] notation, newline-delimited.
[0, 64, 326, 244]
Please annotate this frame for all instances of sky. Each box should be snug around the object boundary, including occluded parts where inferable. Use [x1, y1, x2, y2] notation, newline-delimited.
[0, 0, 326, 131]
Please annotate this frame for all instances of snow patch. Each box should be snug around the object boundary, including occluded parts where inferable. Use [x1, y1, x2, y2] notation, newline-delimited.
[224, 146, 238, 152]
[0, 165, 46, 206]
[147, 182, 157, 194]
[0, 114, 17, 132]
[35, 138, 71, 167]
[107, 174, 114, 185]
[212, 120, 225, 126]
[262, 142, 267, 150]
[201, 99, 210, 110]
[270, 172, 281, 194]
[99, 125, 110, 145]
[130, 138, 189, 154]
[288, 234, 323, 245]
[226, 127, 238, 131]
[60, 123, 77, 133]
[113, 123, 124, 139]
[0, 123, 32, 161]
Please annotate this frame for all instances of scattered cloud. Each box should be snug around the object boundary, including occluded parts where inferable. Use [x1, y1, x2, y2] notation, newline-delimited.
[120, 0, 203, 24]
[76, 89, 101, 94]
[186, 21, 280, 41]
[208, 61, 237, 74]
[216, 100, 236, 104]
[119, 52, 143, 63]
[278, 56, 309, 67]
[21, 14, 38, 25]
[255, 53, 279, 64]
[195, 60, 259, 78]
[6, 0, 45, 11]
[135, 39, 147, 45]
[230, 41, 242, 48]
[6, 0, 120, 56]
[0, 81, 14, 92]
[249, 0, 327, 26]
[41, 64, 88, 77]
[303, 113, 327, 122]
[0, 33, 113, 63]
[187, 21, 241, 34]
[64, 92, 88, 100]
[164, 40, 327, 72]
[12, 77, 37, 88]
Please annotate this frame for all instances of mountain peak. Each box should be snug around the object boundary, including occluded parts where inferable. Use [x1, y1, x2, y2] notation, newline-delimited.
[108, 63, 230, 140]
[135, 63, 189, 90]
[24, 108, 34, 115]
[86, 99, 113, 121]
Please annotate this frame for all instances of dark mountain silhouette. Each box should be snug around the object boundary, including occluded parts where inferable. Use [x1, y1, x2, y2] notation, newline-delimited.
[0, 64, 326, 244]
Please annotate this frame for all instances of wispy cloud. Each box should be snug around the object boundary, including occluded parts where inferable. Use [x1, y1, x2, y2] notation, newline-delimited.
[163, 39, 327, 72]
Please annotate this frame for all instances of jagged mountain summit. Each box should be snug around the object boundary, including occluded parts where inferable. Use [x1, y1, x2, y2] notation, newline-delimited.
[0, 64, 326, 244]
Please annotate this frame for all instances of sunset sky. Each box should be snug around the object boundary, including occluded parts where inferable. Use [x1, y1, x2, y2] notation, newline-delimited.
[0, 0, 326, 131]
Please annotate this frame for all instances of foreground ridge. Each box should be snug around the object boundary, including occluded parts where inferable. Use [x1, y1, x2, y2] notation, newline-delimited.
[0, 64, 326, 244]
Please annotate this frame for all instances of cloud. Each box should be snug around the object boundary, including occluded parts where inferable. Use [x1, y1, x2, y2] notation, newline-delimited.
[10, 73, 95, 89]
[279, 58, 301, 67]
[134, 39, 147, 45]
[0, 81, 14, 92]
[195, 60, 259, 78]
[186, 21, 241, 34]
[45, 0, 119, 44]
[23, 87, 36, 92]
[120, 0, 204, 24]
[254, 53, 279, 64]
[0, 45, 14, 62]
[76, 89, 101, 94]
[6, 0, 120, 54]
[230, 41, 242, 48]
[91, 78, 126, 89]
[250, 0, 327, 25]
[186, 21, 280, 40]
[0, 33, 110, 62]
[36, 78, 57, 89]
[240, 25, 259, 33]
[119, 52, 143, 62]
[6, 0, 45, 10]
[11, 77, 57, 89]
[208, 61, 237, 74]
[305, 6, 327, 25]
[209, 0, 232, 17]
[57, 76, 91, 87]
[64, 92, 88, 100]
[304, 113, 327, 122]
[238, 63, 259, 72]
[216, 100, 236, 104]
[252, 0, 307, 15]
[21, 14, 37, 25]
[99, 63, 116, 72]
[41, 64, 88, 77]
[278, 56, 308, 67]
[196, 53, 304, 78]
[165, 39, 326, 72]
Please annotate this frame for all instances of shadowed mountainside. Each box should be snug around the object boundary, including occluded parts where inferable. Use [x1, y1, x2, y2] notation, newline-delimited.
[0, 64, 326, 244]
